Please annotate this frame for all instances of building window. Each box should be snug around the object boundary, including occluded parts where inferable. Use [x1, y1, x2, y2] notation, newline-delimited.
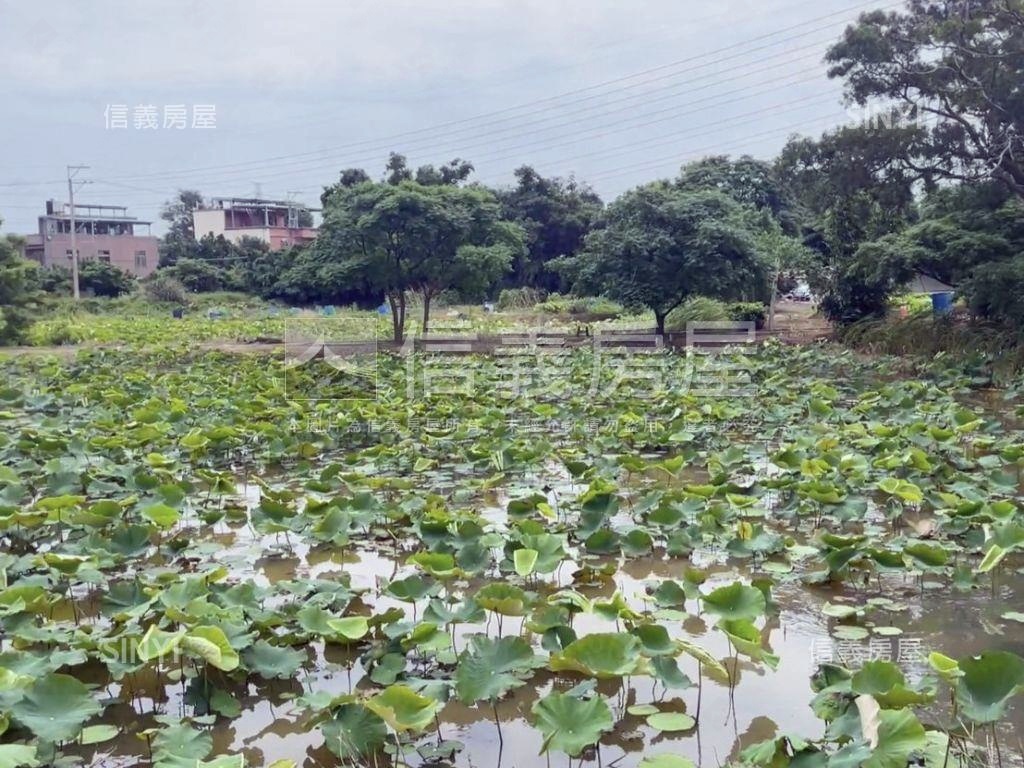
[98, 250, 111, 263]
[134, 251, 148, 268]
[65, 250, 73, 259]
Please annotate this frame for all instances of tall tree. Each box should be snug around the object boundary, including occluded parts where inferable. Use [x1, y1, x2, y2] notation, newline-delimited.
[414, 158, 474, 187]
[562, 184, 766, 334]
[159, 190, 204, 266]
[315, 181, 520, 340]
[826, 0, 1024, 197]
[776, 124, 918, 322]
[0, 225, 38, 345]
[676, 155, 797, 233]
[495, 166, 603, 291]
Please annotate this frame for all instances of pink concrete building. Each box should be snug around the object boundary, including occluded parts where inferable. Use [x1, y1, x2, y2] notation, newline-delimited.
[192, 197, 319, 251]
[22, 200, 158, 278]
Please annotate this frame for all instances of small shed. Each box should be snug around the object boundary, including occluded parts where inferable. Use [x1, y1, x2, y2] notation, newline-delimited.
[902, 273, 955, 315]
[902, 273, 954, 295]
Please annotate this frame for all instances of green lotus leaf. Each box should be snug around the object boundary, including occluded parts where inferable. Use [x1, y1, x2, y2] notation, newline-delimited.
[454, 634, 542, 704]
[321, 703, 387, 761]
[10, 673, 102, 743]
[549, 632, 645, 678]
[717, 619, 779, 670]
[676, 637, 728, 678]
[385, 575, 438, 603]
[903, 542, 948, 567]
[532, 691, 613, 756]
[955, 650, 1024, 723]
[701, 582, 766, 620]
[137, 625, 186, 664]
[0, 744, 38, 768]
[822, 602, 861, 619]
[977, 544, 1007, 573]
[651, 656, 692, 689]
[851, 661, 934, 708]
[627, 704, 660, 716]
[326, 616, 369, 641]
[513, 548, 539, 577]
[474, 583, 531, 616]
[877, 478, 923, 503]
[632, 623, 675, 656]
[150, 722, 213, 765]
[639, 755, 697, 768]
[860, 705, 927, 768]
[182, 626, 239, 672]
[79, 724, 119, 745]
[651, 580, 690, 608]
[646, 711, 695, 732]
[366, 684, 441, 733]
[141, 503, 180, 529]
[242, 641, 306, 679]
[407, 552, 460, 578]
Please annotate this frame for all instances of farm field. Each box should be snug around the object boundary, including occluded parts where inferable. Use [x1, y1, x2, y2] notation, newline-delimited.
[0, 338, 1022, 768]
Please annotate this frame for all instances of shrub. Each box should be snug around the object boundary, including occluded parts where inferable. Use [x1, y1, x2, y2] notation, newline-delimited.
[27, 318, 87, 346]
[79, 261, 135, 298]
[36, 265, 73, 295]
[143, 273, 188, 304]
[961, 256, 1024, 326]
[536, 294, 622, 318]
[164, 259, 227, 293]
[726, 302, 767, 328]
[497, 287, 546, 310]
[664, 296, 729, 331]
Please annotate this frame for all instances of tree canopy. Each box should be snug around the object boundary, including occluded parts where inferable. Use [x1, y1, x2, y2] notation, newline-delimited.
[0, 227, 38, 344]
[494, 166, 603, 292]
[315, 180, 522, 339]
[826, 0, 1024, 197]
[563, 184, 767, 334]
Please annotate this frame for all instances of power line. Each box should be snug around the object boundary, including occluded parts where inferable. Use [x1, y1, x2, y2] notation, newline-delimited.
[93, 1, 891, 185]
[94, 65, 837, 195]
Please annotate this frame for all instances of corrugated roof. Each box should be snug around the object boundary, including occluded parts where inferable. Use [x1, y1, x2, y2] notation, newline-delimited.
[903, 273, 954, 294]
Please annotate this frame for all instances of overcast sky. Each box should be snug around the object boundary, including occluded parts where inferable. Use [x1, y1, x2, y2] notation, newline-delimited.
[0, 0, 881, 235]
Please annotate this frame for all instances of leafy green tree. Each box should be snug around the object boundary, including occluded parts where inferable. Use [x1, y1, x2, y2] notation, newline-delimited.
[676, 155, 797, 233]
[79, 260, 135, 298]
[838, 180, 1024, 322]
[495, 166, 603, 291]
[414, 158, 474, 187]
[384, 152, 414, 186]
[776, 124, 917, 322]
[563, 184, 766, 334]
[0, 228, 38, 345]
[755, 218, 816, 330]
[827, 1, 1024, 197]
[315, 181, 521, 340]
[165, 258, 226, 293]
[159, 190, 205, 266]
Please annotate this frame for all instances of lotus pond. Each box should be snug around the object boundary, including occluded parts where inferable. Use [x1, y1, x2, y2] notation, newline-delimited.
[0, 341, 1023, 768]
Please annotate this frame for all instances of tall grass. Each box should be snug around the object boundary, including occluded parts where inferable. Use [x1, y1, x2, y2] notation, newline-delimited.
[841, 314, 1024, 383]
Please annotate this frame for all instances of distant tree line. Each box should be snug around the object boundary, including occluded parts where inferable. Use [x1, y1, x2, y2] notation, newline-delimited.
[3, 1, 1023, 344]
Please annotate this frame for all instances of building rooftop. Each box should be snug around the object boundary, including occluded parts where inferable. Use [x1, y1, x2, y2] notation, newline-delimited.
[43, 199, 151, 224]
[204, 196, 320, 212]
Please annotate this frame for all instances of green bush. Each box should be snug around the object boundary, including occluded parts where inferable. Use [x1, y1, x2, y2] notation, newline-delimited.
[79, 261, 135, 298]
[536, 294, 623, 318]
[726, 302, 767, 328]
[27, 318, 87, 346]
[961, 256, 1024, 326]
[664, 296, 729, 331]
[497, 287, 547, 310]
[143, 274, 189, 304]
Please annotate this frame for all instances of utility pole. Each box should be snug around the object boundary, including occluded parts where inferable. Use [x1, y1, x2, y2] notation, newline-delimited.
[67, 165, 90, 300]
